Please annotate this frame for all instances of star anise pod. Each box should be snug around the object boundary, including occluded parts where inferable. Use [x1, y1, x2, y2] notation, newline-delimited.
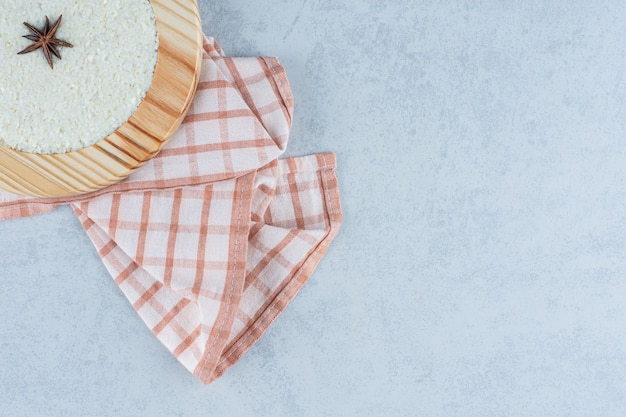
[17, 15, 73, 69]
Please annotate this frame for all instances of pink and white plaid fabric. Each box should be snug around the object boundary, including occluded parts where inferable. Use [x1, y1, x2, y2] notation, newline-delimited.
[0, 36, 342, 384]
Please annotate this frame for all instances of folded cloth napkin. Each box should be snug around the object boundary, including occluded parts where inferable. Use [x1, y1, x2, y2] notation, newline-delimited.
[0, 36, 342, 384]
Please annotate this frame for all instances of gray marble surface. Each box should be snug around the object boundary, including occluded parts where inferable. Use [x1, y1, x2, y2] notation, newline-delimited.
[3, 0, 626, 416]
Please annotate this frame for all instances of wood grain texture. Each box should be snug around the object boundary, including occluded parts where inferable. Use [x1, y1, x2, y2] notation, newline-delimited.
[0, 0, 203, 197]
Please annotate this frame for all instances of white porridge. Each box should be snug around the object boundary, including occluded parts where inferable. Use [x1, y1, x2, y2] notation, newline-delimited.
[0, 0, 158, 154]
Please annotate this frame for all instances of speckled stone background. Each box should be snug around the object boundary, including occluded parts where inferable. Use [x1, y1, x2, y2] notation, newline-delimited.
[3, 1, 626, 416]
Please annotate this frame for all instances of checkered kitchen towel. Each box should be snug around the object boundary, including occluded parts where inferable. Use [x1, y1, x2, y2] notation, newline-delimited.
[0, 36, 342, 384]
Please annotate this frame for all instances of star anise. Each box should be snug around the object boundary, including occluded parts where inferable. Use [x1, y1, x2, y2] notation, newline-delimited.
[17, 15, 73, 69]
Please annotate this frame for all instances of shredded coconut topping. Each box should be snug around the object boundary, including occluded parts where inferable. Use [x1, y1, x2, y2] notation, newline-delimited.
[0, 0, 158, 154]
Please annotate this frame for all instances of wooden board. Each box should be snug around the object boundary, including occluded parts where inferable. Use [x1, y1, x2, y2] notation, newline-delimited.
[0, 0, 203, 197]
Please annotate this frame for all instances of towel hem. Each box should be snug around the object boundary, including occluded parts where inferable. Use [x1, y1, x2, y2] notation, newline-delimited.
[208, 155, 342, 383]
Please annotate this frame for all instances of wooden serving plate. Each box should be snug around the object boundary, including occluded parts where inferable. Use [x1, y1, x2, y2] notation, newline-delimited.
[0, 0, 203, 197]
